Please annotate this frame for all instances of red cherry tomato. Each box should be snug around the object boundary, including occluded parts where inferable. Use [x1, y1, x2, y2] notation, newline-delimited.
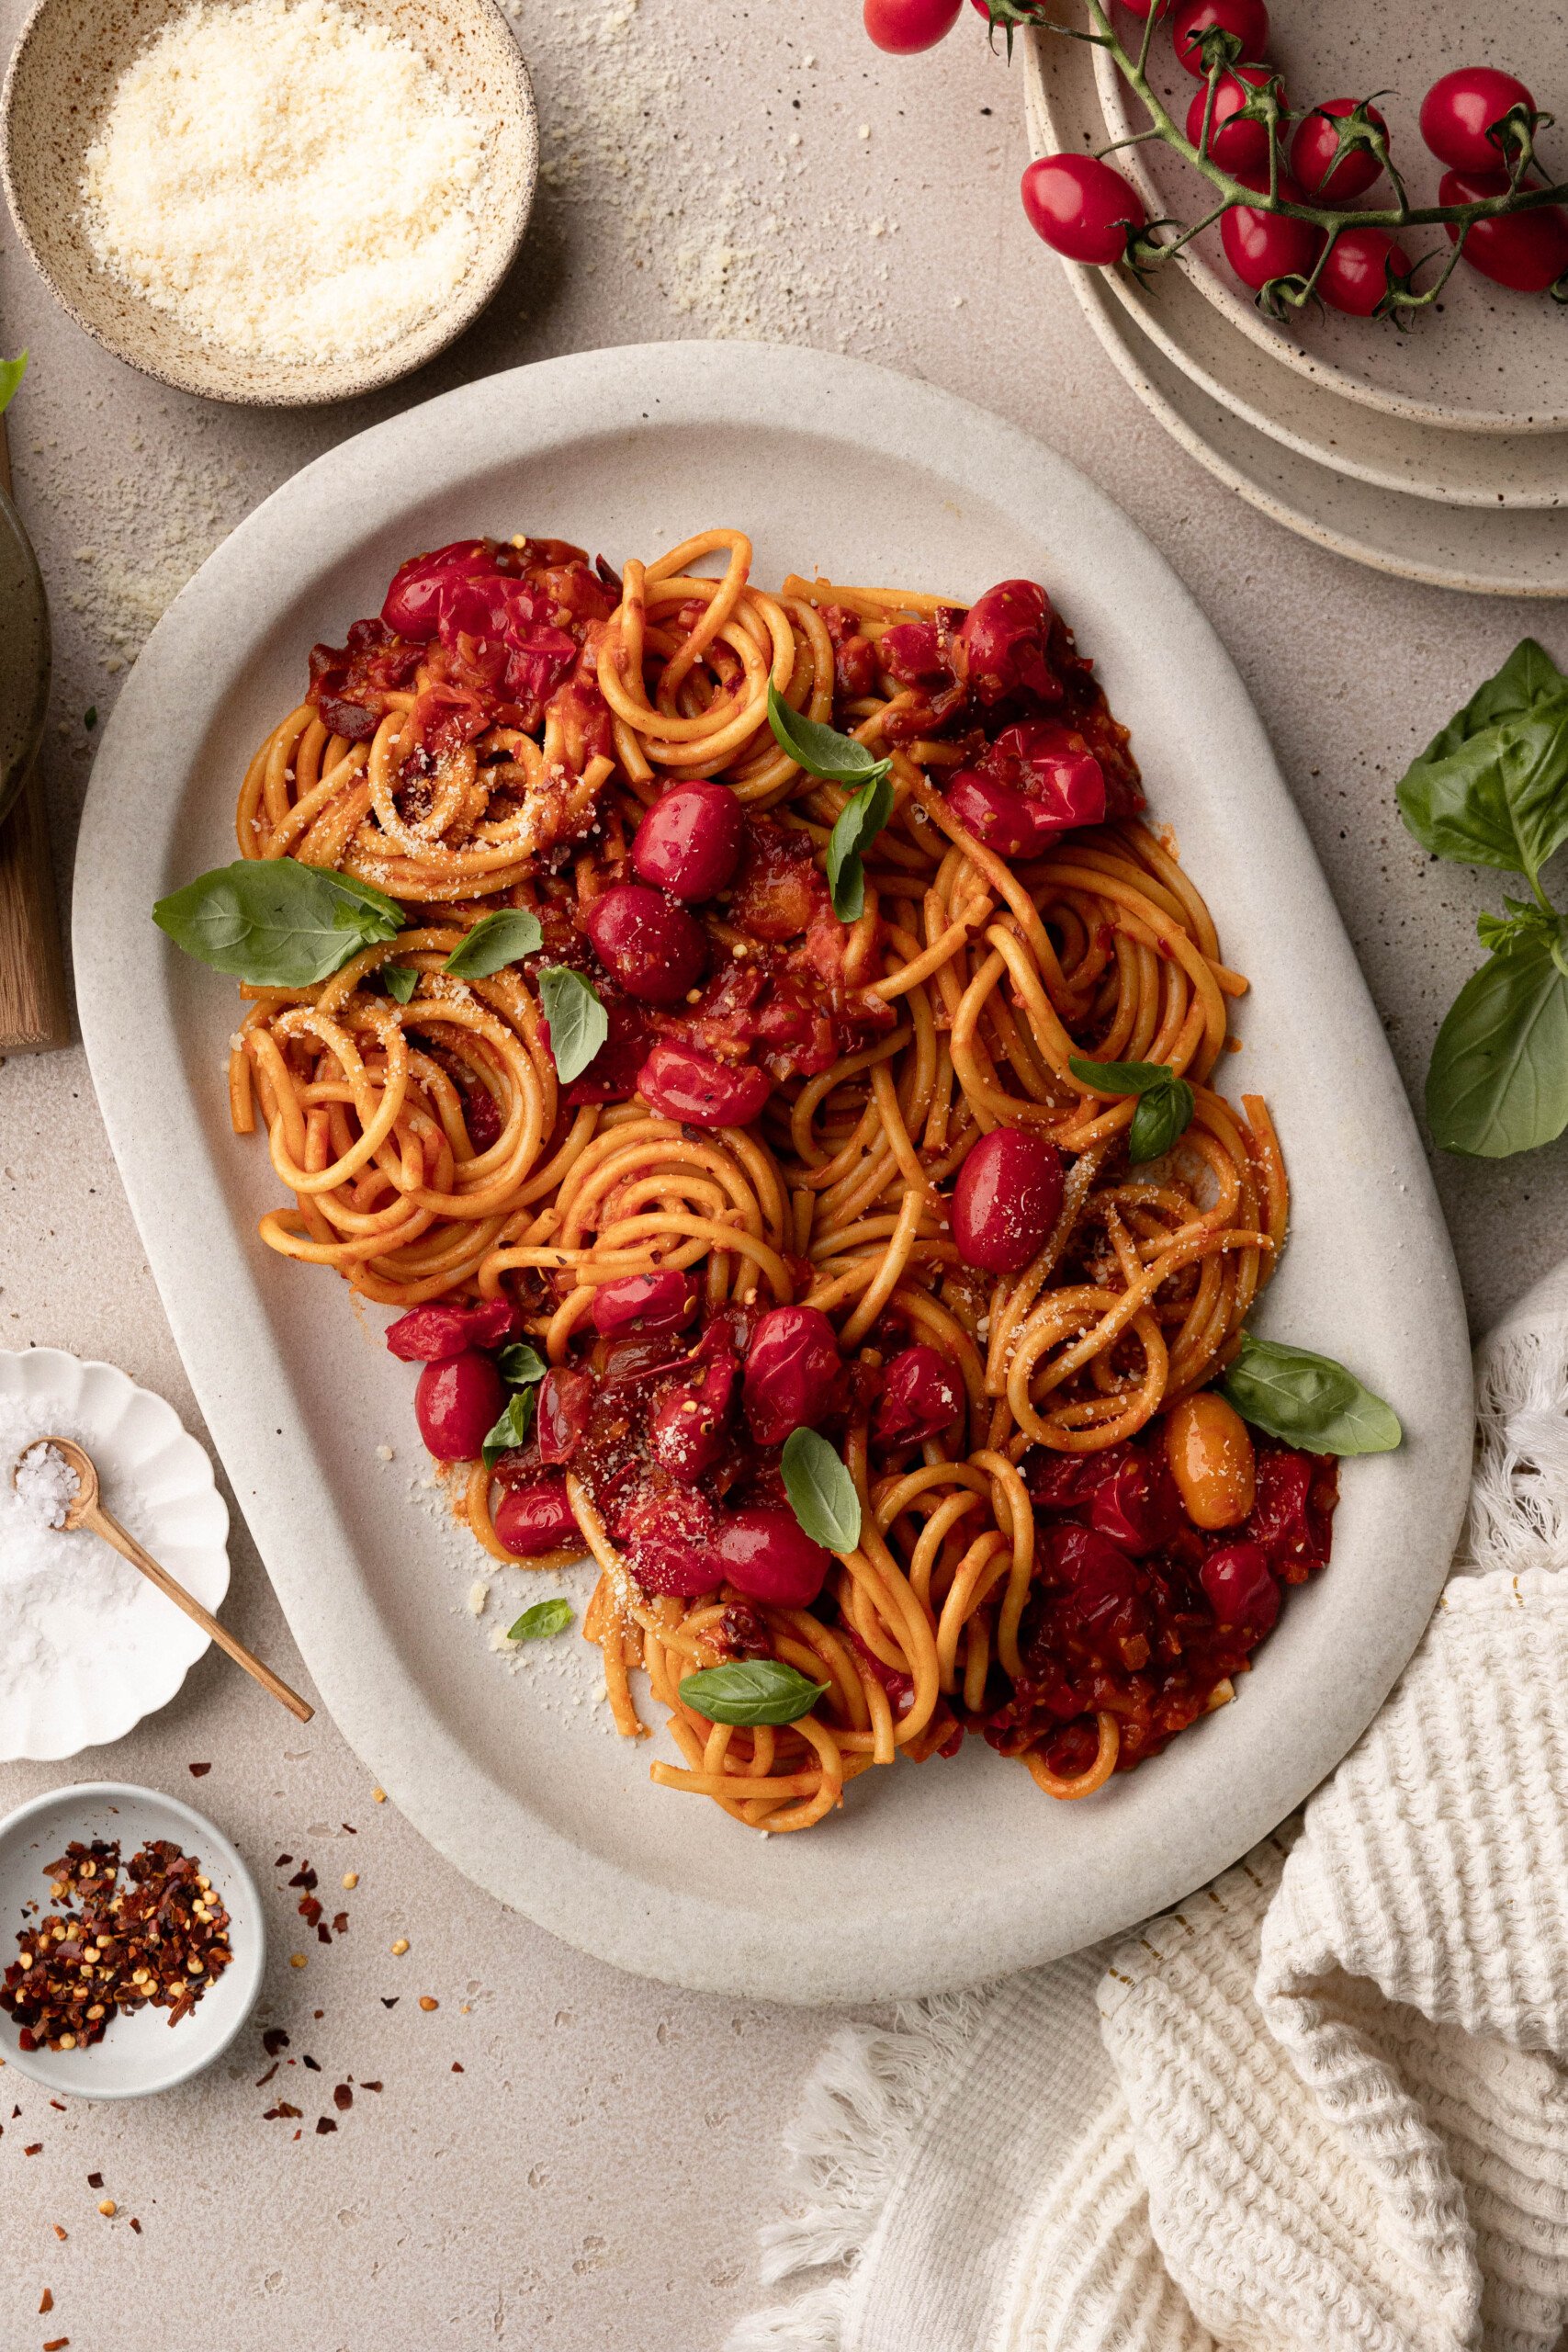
[1290, 99, 1387, 200]
[494, 1479, 580, 1558]
[1319, 226, 1410, 316]
[583, 883, 707, 1005]
[649, 1349, 736, 1483]
[630, 784, 745, 901]
[589, 1271, 697, 1336]
[1114, 0, 1169, 15]
[1089, 1453, 1180, 1555]
[1170, 0, 1269, 77]
[1221, 171, 1324, 293]
[952, 1128, 1065, 1273]
[1440, 170, 1568, 292]
[637, 1041, 773, 1127]
[1186, 65, 1283, 172]
[1020, 154, 1147, 266]
[414, 1350, 504, 1462]
[955, 580, 1058, 707]
[874, 1345, 964, 1445]
[384, 1297, 518, 1362]
[743, 1306, 842, 1447]
[1200, 1540, 1280, 1634]
[380, 540, 494, 640]
[1420, 67, 1535, 172]
[715, 1507, 835, 1607]
[864, 0, 962, 51]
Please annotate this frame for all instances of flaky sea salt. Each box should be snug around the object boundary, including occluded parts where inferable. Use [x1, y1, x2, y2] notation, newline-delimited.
[12, 1442, 79, 1532]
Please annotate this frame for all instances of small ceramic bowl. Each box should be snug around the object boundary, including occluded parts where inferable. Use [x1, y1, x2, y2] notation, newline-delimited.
[0, 1781, 265, 2097]
[0, 0, 537, 407]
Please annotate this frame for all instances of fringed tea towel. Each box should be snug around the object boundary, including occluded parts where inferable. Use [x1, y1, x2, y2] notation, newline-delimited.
[732, 1268, 1568, 2352]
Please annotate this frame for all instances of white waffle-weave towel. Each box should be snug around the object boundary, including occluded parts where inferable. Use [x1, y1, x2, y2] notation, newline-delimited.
[731, 1270, 1568, 2352]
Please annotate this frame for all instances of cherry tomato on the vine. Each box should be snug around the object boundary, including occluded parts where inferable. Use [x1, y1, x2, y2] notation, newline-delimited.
[1220, 170, 1324, 293]
[1021, 153, 1147, 265]
[1420, 67, 1536, 172]
[1171, 0, 1269, 77]
[1186, 65, 1283, 173]
[1113, 0, 1171, 17]
[1290, 99, 1387, 200]
[1440, 170, 1568, 293]
[1319, 226, 1410, 315]
[865, 0, 963, 51]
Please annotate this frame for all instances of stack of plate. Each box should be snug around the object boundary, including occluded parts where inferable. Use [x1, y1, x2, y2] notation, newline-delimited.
[1023, 6, 1568, 594]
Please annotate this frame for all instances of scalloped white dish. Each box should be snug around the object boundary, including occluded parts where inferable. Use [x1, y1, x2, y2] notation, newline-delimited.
[0, 1350, 229, 1760]
[71, 345, 1472, 2003]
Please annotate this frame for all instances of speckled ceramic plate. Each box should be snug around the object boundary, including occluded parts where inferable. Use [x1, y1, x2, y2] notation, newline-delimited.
[0, 1350, 230, 1761]
[71, 344, 1472, 2004]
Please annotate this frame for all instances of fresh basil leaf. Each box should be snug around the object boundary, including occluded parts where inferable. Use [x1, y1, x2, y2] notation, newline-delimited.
[1427, 925, 1568, 1158]
[1070, 1054, 1179, 1095]
[1221, 1334, 1402, 1456]
[152, 859, 400, 986]
[382, 963, 419, 1003]
[767, 682, 893, 789]
[537, 966, 609, 1085]
[781, 1427, 862, 1553]
[1395, 639, 1568, 884]
[508, 1597, 574, 1642]
[0, 351, 26, 413]
[444, 908, 544, 979]
[678, 1659, 829, 1727]
[495, 1342, 548, 1389]
[1128, 1078, 1194, 1163]
[482, 1385, 537, 1468]
[1475, 896, 1558, 955]
[826, 772, 895, 922]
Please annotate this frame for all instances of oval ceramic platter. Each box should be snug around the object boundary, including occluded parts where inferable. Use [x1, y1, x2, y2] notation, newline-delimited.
[73, 345, 1472, 2004]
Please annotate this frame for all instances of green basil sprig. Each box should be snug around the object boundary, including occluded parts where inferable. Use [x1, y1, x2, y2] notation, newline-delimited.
[781, 1427, 862, 1552]
[1069, 1054, 1195, 1164]
[0, 351, 27, 413]
[825, 774, 895, 923]
[678, 1659, 829, 1726]
[508, 1598, 575, 1642]
[444, 909, 544, 979]
[152, 860, 402, 986]
[495, 1342, 548, 1388]
[1220, 1334, 1402, 1456]
[382, 963, 420, 1003]
[537, 966, 609, 1084]
[766, 683, 893, 790]
[481, 1345, 549, 1468]
[1397, 640, 1568, 1158]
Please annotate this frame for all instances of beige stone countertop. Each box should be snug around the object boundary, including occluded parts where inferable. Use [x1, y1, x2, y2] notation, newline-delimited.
[0, 1, 1562, 2346]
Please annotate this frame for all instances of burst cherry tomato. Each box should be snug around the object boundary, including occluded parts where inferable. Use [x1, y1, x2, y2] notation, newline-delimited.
[414, 1351, 504, 1462]
[743, 1306, 842, 1447]
[589, 1271, 696, 1336]
[864, 0, 962, 51]
[1290, 98, 1387, 198]
[1319, 226, 1410, 316]
[874, 1346, 964, 1445]
[494, 1479, 580, 1557]
[715, 1507, 834, 1608]
[1220, 171, 1324, 293]
[1186, 65, 1283, 172]
[1420, 67, 1535, 172]
[637, 1041, 772, 1127]
[1200, 1540, 1280, 1634]
[956, 580, 1058, 707]
[631, 783, 745, 900]
[1440, 170, 1568, 293]
[1170, 0, 1269, 77]
[583, 883, 707, 1005]
[952, 1128, 1064, 1273]
[1021, 154, 1146, 266]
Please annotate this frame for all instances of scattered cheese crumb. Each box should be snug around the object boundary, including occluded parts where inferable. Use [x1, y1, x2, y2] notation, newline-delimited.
[467, 1581, 489, 1618]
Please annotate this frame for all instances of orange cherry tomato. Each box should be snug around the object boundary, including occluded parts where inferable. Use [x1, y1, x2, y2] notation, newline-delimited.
[1166, 1393, 1257, 1531]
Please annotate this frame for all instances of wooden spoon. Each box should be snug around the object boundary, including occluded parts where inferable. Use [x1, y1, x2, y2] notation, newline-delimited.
[14, 1436, 313, 1723]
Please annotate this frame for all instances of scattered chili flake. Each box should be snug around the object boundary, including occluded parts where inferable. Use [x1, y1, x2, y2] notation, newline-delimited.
[43, 2336, 69, 2349]
[288, 1868, 318, 1892]
[418, 1996, 438, 2012]
[332, 1913, 349, 1935]
[360, 2081, 383, 2093]
[51, 2227, 66, 2243]
[274, 1855, 293, 1870]
[39, 2290, 52, 2313]
[315, 2117, 337, 2136]
[315, 1925, 332, 1945]
[451, 2063, 464, 2075]
[24, 2144, 41, 2155]
[86, 2174, 103, 2189]
[0, 1841, 233, 2053]
[129, 2220, 141, 2234]
[379, 1998, 398, 2010]
[187, 1763, 211, 1779]
[49, 2100, 65, 2112]
[255, 2064, 278, 2087]
[262, 2028, 289, 2056]
[333, 2085, 353, 2111]
[301, 2055, 321, 2073]
[341, 1823, 356, 1834]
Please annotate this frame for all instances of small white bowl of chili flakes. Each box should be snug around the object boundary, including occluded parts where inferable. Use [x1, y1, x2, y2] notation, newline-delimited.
[0, 1781, 264, 2098]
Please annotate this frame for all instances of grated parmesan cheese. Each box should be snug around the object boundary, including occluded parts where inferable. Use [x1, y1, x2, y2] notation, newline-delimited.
[79, 0, 491, 364]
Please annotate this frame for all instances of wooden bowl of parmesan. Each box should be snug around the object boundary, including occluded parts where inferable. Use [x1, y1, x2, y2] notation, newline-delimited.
[0, 0, 537, 406]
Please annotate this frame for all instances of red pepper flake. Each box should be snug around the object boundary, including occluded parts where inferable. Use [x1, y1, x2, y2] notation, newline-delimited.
[51, 2227, 66, 2244]
[300, 2054, 321, 2073]
[360, 2081, 383, 2093]
[451, 2062, 464, 2074]
[86, 2174, 103, 2189]
[333, 2084, 353, 2110]
[315, 1924, 332, 1945]
[274, 1855, 293, 1870]
[0, 1840, 233, 2053]
[48, 2101, 65, 2112]
[288, 1867, 318, 1891]
[315, 2117, 337, 2135]
[129, 2219, 141, 2234]
[262, 2028, 289, 2057]
[187, 1762, 211, 1778]
[24, 2144, 41, 2156]
[380, 1997, 398, 2009]
[43, 2336, 69, 2349]
[255, 2064, 278, 2087]
[39, 2290, 52, 2312]
[331, 1913, 349, 1935]
[341, 1823, 356, 1834]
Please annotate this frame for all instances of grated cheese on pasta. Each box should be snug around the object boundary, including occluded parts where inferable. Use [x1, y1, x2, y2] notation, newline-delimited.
[79, 0, 491, 364]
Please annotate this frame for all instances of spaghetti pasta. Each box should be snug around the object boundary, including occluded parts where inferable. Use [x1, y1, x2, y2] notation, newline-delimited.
[215, 525, 1337, 1832]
